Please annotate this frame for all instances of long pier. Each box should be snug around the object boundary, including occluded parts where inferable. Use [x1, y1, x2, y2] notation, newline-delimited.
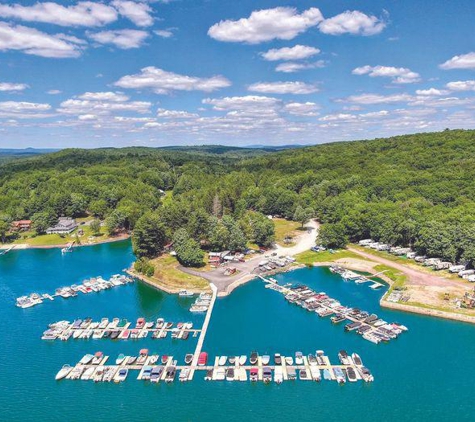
[188, 283, 217, 380]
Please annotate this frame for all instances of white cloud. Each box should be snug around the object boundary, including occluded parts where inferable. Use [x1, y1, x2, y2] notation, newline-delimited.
[320, 113, 358, 122]
[415, 88, 448, 96]
[352, 65, 420, 84]
[261, 45, 320, 61]
[47, 89, 62, 95]
[248, 81, 319, 94]
[0, 101, 52, 118]
[115, 67, 231, 94]
[0, 21, 85, 58]
[275, 60, 326, 73]
[440, 52, 475, 70]
[77, 92, 129, 102]
[157, 108, 199, 119]
[284, 102, 319, 116]
[154, 29, 174, 38]
[203, 95, 280, 111]
[0, 1, 118, 27]
[88, 29, 149, 49]
[111, 0, 153, 27]
[319, 10, 386, 36]
[208, 7, 323, 44]
[58, 98, 151, 115]
[0, 82, 29, 92]
[446, 80, 475, 91]
[341, 93, 412, 104]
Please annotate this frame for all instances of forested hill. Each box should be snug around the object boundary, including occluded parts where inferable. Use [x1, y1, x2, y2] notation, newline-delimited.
[1, 129, 475, 265]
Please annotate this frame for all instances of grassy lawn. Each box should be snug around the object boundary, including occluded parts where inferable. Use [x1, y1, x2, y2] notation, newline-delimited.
[295, 249, 360, 265]
[8, 224, 115, 247]
[273, 218, 302, 247]
[146, 254, 210, 291]
[373, 264, 407, 290]
[351, 244, 461, 281]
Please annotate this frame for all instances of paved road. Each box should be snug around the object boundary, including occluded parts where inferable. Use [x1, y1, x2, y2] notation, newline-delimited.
[180, 219, 319, 294]
[348, 247, 462, 288]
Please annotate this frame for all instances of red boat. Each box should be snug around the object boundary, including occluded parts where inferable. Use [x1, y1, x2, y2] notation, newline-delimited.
[136, 317, 145, 329]
[161, 355, 169, 364]
[198, 352, 208, 366]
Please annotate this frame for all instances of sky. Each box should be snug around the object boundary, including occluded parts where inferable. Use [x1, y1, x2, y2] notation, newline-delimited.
[1, 0, 475, 148]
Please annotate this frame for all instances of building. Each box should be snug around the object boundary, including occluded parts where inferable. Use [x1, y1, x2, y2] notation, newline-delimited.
[46, 217, 78, 235]
[208, 251, 230, 267]
[11, 220, 32, 231]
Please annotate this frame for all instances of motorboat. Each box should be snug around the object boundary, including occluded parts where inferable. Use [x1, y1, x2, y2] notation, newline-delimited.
[55, 364, 73, 380]
[250, 351, 258, 365]
[261, 355, 270, 365]
[161, 355, 169, 365]
[150, 366, 163, 383]
[80, 367, 95, 381]
[93, 366, 105, 382]
[262, 367, 272, 383]
[156, 318, 164, 329]
[239, 355, 247, 365]
[198, 352, 208, 366]
[310, 366, 321, 382]
[333, 367, 346, 384]
[114, 368, 128, 383]
[116, 354, 126, 365]
[250, 368, 258, 382]
[358, 366, 374, 382]
[149, 355, 159, 365]
[218, 356, 227, 366]
[137, 349, 149, 365]
[274, 367, 283, 384]
[323, 369, 332, 380]
[165, 366, 176, 383]
[308, 354, 317, 365]
[274, 353, 282, 365]
[98, 318, 109, 329]
[179, 368, 190, 382]
[346, 367, 358, 382]
[225, 368, 235, 381]
[179, 289, 194, 297]
[295, 352, 303, 365]
[299, 369, 310, 381]
[204, 369, 213, 381]
[285, 356, 293, 365]
[135, 318, 145, 329]
[184, 354, 193, 365]
[79, 354, 94, 365]
[92, 351, 103, 365]
[126, 356, 137, 365]
[352, 353, 363, 366]
[338, 350, 351, 365]
[228, 356, 236, 365]
[141, 366, 153, 381]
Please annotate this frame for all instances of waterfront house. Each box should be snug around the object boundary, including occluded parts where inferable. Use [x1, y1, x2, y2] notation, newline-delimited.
[11, 220, 32, 231]
[46, 217, 78, 235]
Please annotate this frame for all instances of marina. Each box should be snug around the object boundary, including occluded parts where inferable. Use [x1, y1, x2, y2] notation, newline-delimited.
[260, 275, 408, 344]
[58, 349, 373, 384]
[42, 318, 200, 341]
[15, 274, 133, 309]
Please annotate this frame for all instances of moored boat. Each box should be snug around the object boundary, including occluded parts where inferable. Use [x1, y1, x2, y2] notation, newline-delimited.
[198, 352, 208, 366]
[184, 354, 193, 365]
[55, 364, 72, 380]
[250, 351, 258, 365]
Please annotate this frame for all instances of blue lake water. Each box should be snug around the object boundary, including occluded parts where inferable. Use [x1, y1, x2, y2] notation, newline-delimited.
[1, 240, 474, 421]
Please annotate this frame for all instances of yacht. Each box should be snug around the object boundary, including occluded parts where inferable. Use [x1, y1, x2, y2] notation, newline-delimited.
[55, 364, 73, 380]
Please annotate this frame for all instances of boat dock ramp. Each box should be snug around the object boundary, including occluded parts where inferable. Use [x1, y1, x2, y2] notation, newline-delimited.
[15, 274, 133, 309]
[42, 318, 200, 341]
[58, 349, 374, 384]
[330, 265, 386, 289]
[260, 275, 408, 344]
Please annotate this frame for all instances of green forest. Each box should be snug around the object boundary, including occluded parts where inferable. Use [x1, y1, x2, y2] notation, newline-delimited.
[1, 129, 475, 266]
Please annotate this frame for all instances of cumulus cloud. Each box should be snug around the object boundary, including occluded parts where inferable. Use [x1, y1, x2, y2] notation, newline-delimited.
[319, 10, 386, 36]
[446, 80, 475, 91]
[440, 52, 475, 70]
[352, 65, 420, 84]
[88, 29, 149, 49]
[0, 1, 118, 27]
[0, 101, 52, 118]
[47, 89, 62, 95]
[157, 108, 199, 119]
[203, 95, 280, 111]
[284, 102, 319, 116]
[77, 92, 129, 102]
[415, 88, 448, 96]
[58, 99, 151, 116]
[248, 81, 319, 94]
[114, 67, 231, 94]
[0, 21, 85, 58]
[340, 93, 413, 104]
[275, 61, 326, 73]
[0, 82, 29, 92]
[208, 7, 323, 44]
[261, 45, 320, 61]
[111, 0, 153, 27]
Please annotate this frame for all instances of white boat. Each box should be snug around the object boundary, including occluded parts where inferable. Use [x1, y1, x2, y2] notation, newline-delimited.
[55, 364, 72, 380]
[179, 289, 194, 297]
[92, 330, 104, 339]
[79, 354, 94, 365]
[285, 356, 293, 365]
[261, 355, 270, 365]
[80, 367, 95, 381]
[114, 368, 128, 383]
[218, 356, 227, 366]
[215, 368, 225, 381]
[274, 367, 283, 384]
[98, 318, 109, 329]
[310, 366, 321, 382]
[93, 366, 105, 382]
[179, 368, 190, 382]
[239, 355, 247, 365]
[295, 352, 303, 365]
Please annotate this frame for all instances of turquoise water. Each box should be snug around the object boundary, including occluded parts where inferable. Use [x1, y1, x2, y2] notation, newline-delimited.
[1, 241, 474, 421]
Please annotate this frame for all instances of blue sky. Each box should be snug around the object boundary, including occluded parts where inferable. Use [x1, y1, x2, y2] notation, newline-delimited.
[1, 0, 475, 148]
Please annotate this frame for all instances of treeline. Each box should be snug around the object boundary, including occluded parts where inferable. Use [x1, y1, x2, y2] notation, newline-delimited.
[3, 130, 475, 266]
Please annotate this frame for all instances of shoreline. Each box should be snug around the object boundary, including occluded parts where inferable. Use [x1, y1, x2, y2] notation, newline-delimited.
[312, 260, 475, 325]
[0, 234, 130, 250]
[126, 268, 211, 295]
